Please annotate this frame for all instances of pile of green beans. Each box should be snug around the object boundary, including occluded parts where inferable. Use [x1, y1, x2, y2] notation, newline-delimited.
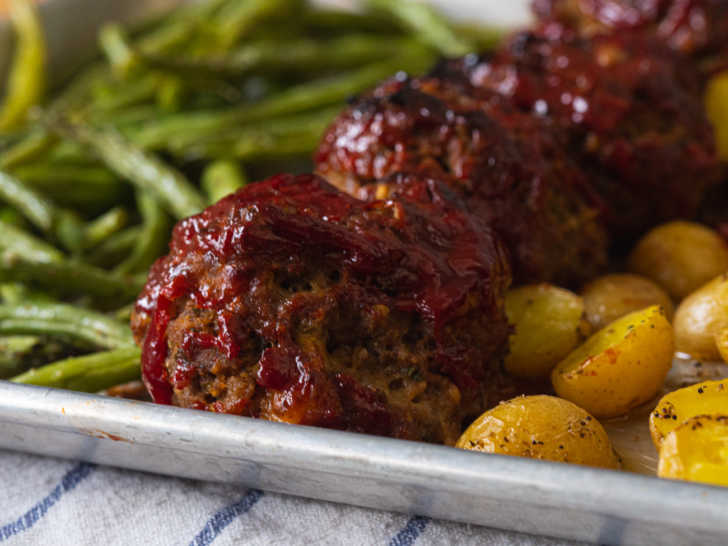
[0, 0, 503, 394]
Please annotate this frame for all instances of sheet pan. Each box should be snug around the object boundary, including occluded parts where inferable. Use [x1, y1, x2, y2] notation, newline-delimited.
[1, 2, 726, 544]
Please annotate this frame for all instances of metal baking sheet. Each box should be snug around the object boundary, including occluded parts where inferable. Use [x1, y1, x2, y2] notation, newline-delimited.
[2, 1, 728, 544]
[1, 381, 727, 545]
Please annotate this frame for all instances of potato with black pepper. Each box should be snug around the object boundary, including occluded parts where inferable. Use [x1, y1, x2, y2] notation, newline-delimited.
[658, 415, 728, 487]
[504, 284, 591, 380]
[581, 274, 674, 331]
[551, 306, 673, 418]
[456, 395, 620, 469]
[650, 379, 728, 447]
[627, 221, 728, 301]
[673, 274, 728, 362]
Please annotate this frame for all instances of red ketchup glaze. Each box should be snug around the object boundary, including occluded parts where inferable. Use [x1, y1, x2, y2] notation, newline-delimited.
[131, 173, 511, 438]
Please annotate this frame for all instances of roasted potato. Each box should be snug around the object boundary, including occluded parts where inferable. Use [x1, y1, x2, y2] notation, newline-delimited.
[706, 71, 728, 161]
[673, 274, 728, 361]
[650, 379, 728, 447]
[581, 274, 674, 331]
[716, 328, 728, 364]
[658, 415, 728, 487]
[551, 306, 673, 418]
[627, 221, 728, 301]
[504, 284, 590, 380]
[456, 395, 620, 469]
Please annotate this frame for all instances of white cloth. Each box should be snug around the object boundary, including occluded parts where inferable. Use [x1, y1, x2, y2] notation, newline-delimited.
[0, 449, 585, 546]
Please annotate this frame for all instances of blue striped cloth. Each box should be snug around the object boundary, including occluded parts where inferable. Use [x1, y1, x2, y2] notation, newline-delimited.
[0, 450, 584, 545]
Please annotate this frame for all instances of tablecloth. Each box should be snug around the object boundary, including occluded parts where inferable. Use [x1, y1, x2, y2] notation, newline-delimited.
[0, 449, 586, 545]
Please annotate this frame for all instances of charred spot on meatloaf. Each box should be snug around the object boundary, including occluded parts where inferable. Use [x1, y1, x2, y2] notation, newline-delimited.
[315, 73, 608, 286]
[465, 29, 720, 240]
[131, 174, 513, 444]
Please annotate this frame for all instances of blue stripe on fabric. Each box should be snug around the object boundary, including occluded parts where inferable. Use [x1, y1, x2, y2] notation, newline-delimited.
[388, 515, 430, 546]
[0, 461, 95, 542]
[190, 489, 264, 546]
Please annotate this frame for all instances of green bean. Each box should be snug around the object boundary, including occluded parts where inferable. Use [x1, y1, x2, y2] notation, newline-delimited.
[202, 160, 247, 203]
[99, 23, 139, 78]
[453, 23, 508, 52]
[175, 107, 337, 160]
[0, 170, 85, 251]
[301, 7, 400, 35]
[10, 163, 127, 212]
[90, 73, 160, 112]
[0, 282, 53, 305]
[366, 0, 474, 57]
[0, 0, 46, 131]
[0, 129, 57, 170]
[0, 251, 145, 304]
[114, 303, 135, 322]
[0, 220, 64, 264]
[0, 207, 27, 228]
[0, 335, 40, 378]
[210, 0, 302, 50]
[115, 192, 170, 275]
[56, 122, 206, 219]
[83, 207, 129, 249]
[11, 346, 142, 392]
[131, 50, 434, 150]
[0, 301, 135, 349]
[149, 35, 417, 78]
[86, 226, 141, 268]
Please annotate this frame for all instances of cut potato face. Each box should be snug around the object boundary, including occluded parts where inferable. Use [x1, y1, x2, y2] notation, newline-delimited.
[674, 274, 728, 362]
[627, 221, 728, 301]
[581, 273, 674, 331]
[551, 306, 673, 418]
[650, 379, 728, 447]
[658, 415, 728, 487]
[504, 284, 590, 380]
[456, 395, 620, 469]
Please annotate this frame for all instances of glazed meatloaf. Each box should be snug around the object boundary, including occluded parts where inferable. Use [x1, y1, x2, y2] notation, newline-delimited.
[131, 173, 515, 444]
[464, 30, 719, 240]
[315, 73, 608, 286]
[532, 0, 728, 63]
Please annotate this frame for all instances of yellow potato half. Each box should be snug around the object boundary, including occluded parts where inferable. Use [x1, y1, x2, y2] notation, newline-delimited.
[456, 395, 620, 469]
[627, 221, 728, 301]
[674, 274, 728, 362]
[658, 415, 728, 487]
[551, 306, 673, 418]
[706, 71, 728, 161]
[581, 273, 674, 331]
[650, 379, 728, 447]
[504, 284, 590, 380]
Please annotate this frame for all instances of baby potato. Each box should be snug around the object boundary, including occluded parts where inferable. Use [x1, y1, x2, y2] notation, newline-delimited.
[627, 221, 728, 301]
[705, 71, 728, 161]
[581, 274, 674, 331]
[716, 328, 728, 364]
[650, 379, 728, 447]
[504, 284, 591, 380]
[658, 415, 728, 487]
[673, 274, 728, 361]
[456, 395, 620, 469]
[551, 306, 673, 418]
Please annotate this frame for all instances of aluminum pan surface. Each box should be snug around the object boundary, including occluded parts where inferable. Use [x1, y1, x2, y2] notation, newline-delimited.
[1, 1, 726, 544]
[1, 382, 727, 545]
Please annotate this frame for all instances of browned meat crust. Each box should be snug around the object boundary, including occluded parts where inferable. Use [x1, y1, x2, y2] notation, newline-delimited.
[429, 30, 720, 241]
[532, 0, 728, 63]
[131, 174, 515, 444]
[316, 73, 608, 285]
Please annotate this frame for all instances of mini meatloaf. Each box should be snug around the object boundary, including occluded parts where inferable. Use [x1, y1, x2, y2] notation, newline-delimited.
[465, 30, 719, 240]
[532, 0, 728, 62]
[315, 73, 608, 286]
[131, 173, 514, 444]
